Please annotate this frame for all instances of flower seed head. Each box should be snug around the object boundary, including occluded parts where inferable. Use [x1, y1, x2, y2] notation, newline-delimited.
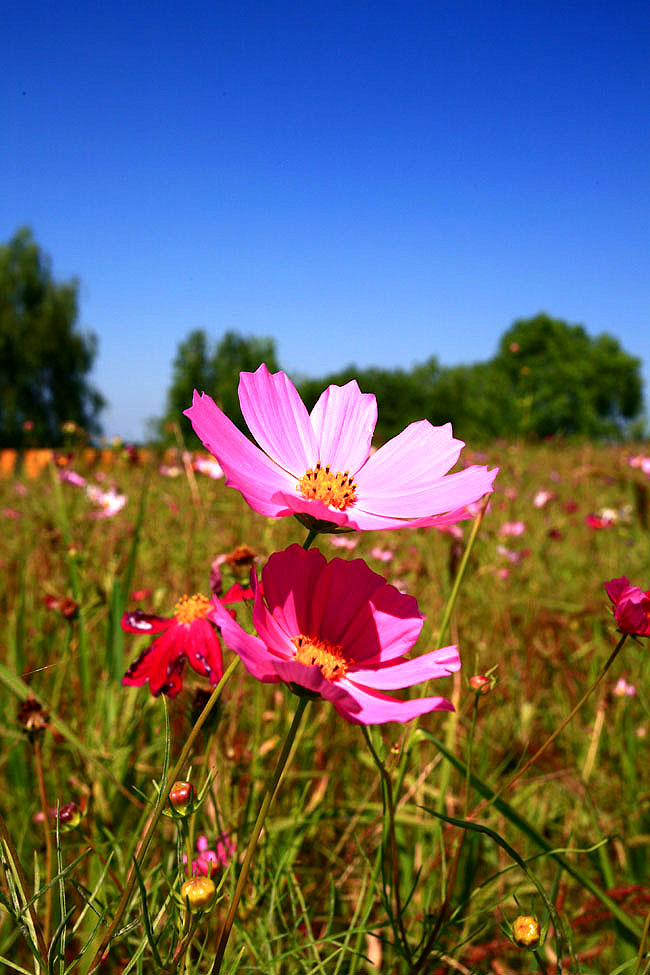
[512, 914, 541, 948]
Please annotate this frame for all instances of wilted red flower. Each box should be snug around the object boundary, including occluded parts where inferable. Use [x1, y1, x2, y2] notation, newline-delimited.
[43, 594, 79, 620]
[122, 594, 224, 698]
[605, 577, 650, 637]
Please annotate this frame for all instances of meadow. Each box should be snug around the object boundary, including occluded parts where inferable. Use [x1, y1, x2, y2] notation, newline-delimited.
[1, 436, 649, 974]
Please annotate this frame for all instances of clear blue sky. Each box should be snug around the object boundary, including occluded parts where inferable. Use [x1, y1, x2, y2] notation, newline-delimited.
[3, 1, 649, 441]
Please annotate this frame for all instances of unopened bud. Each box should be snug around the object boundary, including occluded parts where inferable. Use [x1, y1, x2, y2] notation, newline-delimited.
[57, 801, 82, 830]
[168, 781, 196, 816]
[512, 914, 541, 948]
[469, 674, 493, 695]
[180, 876, 216, 913]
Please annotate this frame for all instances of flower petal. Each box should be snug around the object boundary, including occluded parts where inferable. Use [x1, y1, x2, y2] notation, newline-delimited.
[354, 420, 497, 517]
[238, 365, 318, 475]
[184, 391, 297, 516]
[122, 627, 186, 698]
[350, 644, 460, 689]
[184, 618, 223, 684]
[343, 583, 424, 663]
[332, 679, 455, 725]
[260, 545, 328, 637]
[309, 380, 377, 474]
[121, 610, 172, 635]
[210, 599, 279, 682]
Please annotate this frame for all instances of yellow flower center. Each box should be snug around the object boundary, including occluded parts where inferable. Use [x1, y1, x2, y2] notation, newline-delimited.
[291, 634, 349, 681]
[297, 463, 357, 511]
[174, 593, 212, 625]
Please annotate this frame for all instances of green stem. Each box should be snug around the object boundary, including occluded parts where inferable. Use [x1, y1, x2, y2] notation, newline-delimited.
[89, 656, 240, 971]
[210, 696, 310, 975]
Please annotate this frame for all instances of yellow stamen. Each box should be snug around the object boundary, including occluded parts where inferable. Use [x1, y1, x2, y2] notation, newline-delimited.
[297, 462, 357, 511]
[291, 634, 349, 682]
[174, 593, 212, 625]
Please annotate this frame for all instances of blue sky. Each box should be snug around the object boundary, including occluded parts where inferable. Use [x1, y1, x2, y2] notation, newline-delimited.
[3, 0, 649, 441]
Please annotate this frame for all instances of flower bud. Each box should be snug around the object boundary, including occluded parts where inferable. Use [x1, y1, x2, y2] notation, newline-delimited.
[512, 914, 541, 948]
[57, 801, 82, 830]
[469, 674, 493, 695]
[168, 781, 196, 816]
[180, 876, 216, 913]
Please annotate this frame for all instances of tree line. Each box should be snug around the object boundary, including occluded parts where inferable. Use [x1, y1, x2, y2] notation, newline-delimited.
[0, 228, 645, 448]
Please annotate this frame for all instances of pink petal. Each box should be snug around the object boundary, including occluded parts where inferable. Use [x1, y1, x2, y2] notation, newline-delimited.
[260, 546, 328, 637]
[350, 644, 460, 689]
[357, 450, 498, 518]
[210, 600, 278, 682]
[604, 577, 630, 604]
[356, 420, 464, 492]
[238, 365, 318, 475]
[184, 391, 297, 516]
[309, 380, 377, 474]
[332, 680, 455, 725]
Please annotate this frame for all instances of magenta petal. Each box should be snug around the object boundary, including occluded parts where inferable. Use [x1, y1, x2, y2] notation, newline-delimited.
[349, 644, 460, 689]
[271, 659, 360, 712]
[307, 556, 387, 645]
[238, 365, 318, 475]
[333, 680, 455, 725]
[260, 546, 328, 636]
[210, 600, 279, 682]
[309, 380, 377, 474]
[121, 611, 172, 635]
[604, 577, 631, 604]
[343, 583, 424, 663]
[184, 391, 297, 516]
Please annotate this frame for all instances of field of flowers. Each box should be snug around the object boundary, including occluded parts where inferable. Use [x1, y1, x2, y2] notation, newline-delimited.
[1, 380, 649, 974]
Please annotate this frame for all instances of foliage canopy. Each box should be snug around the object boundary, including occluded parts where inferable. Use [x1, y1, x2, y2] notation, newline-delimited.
[0, 228, 104, 447]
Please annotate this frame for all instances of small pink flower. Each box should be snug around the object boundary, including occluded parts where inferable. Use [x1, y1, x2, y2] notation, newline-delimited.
[210, 544, 460, 725]
[533, 490, 553, 508]
[613, 677, 636, 698]
[2, 507, 21, 519]
[499, 521, 525, 537]
[159, 464, 182, 478]
[184, 365, 497, 532]
[86, 485, 126, 518]
[184, 834, 236, 876]
[605, 577, 650, 637]
[497, 568, 510, 579]
[496, 545, 529, 565]
[330, 536, 359, 550]
[59, 469, 87, 487]
[370, 546, 394, 562]
[193, 455, 224, 480]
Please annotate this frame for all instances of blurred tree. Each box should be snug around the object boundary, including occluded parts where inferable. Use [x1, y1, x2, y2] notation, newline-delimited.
[493, 313, 644, 438]
[0, 227, 104, 447]
[155, 329, 280, 442]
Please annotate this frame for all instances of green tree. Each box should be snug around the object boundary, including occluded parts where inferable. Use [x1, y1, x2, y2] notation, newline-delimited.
[0, 227, 104, 446]
[155, 329, 280, 442]
[494, 313, 643, 438]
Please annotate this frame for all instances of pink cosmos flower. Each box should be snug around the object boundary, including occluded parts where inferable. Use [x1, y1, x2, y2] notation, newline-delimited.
[330, 535, 358, 550]
[184, 365, 497, 532]
[193, 455, 224, 480]
[86, 485, 127, 518]
[499, 521, 525, 537]
[370, 545, 394, 562]
[210, 544, 460, 725]
[533, 489, 553, 509]
[613, 677, 636, 698]
[604, 577, 650, 637]
[585, 513, 613, 530]
[122, 593, 227, 698]
[184, 834, 236, 876]
[59, 469, 87, 487]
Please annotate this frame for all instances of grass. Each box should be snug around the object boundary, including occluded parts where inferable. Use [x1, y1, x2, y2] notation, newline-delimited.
[0, 438, 649, 974]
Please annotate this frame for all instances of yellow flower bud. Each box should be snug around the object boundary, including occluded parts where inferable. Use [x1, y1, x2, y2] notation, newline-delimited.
[180, 876, 216, 913]
[512, 914, 541, 948]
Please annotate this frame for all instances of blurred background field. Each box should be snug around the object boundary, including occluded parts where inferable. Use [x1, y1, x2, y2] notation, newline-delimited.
[1, 440, 649, 973]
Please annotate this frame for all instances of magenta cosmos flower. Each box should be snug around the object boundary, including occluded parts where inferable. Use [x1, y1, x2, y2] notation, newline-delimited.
[184, 365, 497, 532]
[209, 544, 461, 724]
[605, 577, 650, 637]
[121, 587, 245, 697]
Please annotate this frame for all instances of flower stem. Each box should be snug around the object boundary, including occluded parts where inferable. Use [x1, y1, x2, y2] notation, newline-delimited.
[302, 528, 319, 550]
[89, 656, 240, 971]
[33, 738, 53, 944]
[210, 695, 310, 975]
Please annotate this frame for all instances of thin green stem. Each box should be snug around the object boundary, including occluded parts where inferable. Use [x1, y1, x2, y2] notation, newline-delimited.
[0, 806, 49, 964]
[33, 739, 53, 944]
[89, 656, 240, 971]
[210, 695, 310, 975]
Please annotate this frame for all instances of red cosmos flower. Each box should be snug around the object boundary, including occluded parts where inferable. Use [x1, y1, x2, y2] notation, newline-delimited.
[605, 577, 650, 637]
[121, 585, 249, 698]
